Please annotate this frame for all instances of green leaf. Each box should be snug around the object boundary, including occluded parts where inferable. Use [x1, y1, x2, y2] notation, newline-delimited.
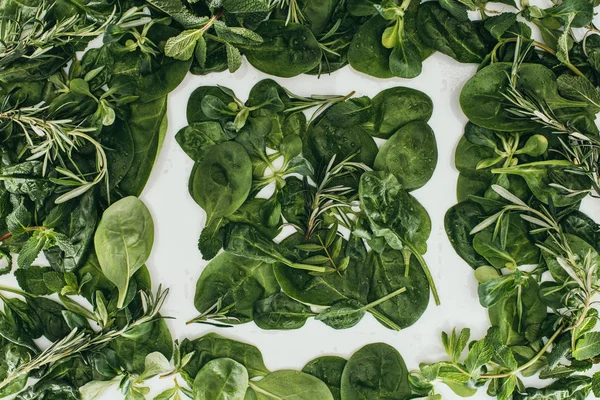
[250, 370, 334, 400]
[214, 21, 263, 45]
[79, 380, 118, 400]
[557, 75, 600, 113]
[18, 232, 47, 269]
[226, 44, 243, 73]
[254, 293, 313, 330]
[302, 356, 346, 400]
[484, 13, 517, 40]
[181, 333, 270, 379]
[139, 352, 171, 380]
[464, 338, 493, 375]
[94, 197, 154, 308]
[195, 35, 208, 67]
[497, 375, 517, 400]
[341, 343, 410, 400]
[193, 358, 249, 400]
[165, 29, 203, 61]
[592, 372, 600, 397]
[573, 332, 600, 360]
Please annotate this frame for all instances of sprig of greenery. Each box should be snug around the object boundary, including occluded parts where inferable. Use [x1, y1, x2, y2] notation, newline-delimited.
[501, 41, 600, 197]
[270, 0, 306, 25]
[0, 4, 151, 68]
[302, 154, 371, 239]
[0, 286, 169, 392]
[0, 105, 108, 203]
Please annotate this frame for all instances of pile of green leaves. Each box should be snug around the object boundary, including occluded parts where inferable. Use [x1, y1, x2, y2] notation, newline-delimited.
[433, 39, 600, 399]
[0, 196, 174, 399]
[146, 0, 600, 81]
[83, 333, 437, 400]
[0, 0, 192, 274]
[0, 1, 196, 398]
[178, 80, 440, 331]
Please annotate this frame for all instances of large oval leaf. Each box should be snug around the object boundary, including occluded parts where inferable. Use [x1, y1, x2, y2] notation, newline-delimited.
[94, 197, 154, 308]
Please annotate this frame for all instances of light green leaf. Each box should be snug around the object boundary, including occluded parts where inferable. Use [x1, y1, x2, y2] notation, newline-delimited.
[464, 338, 493, 375]
[573, 332, 600, 360]
[195, 35, 208, 67]
[80, 379, 119, 400]
[139, 352, 171, 380]
[94, 196, 154, 308]
[226, 44, 243, 73]
[165, 29, 203, 60]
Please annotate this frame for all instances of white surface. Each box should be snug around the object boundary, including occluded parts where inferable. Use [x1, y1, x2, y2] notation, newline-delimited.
[137, 53, 493, 399]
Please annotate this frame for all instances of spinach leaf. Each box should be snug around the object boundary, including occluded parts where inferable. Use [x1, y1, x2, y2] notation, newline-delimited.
[341, 343, 411, 400]
[373, 121, 437, 191]
[417, 2, 489, 63]
[302, 356, 346, 400]
[193, 253, 279, 324]
[193, 358, 249, 400]
[253, 292, 314, 330]
[94, 197, 154, 308]
[243, 21, 321, 77]
[249, 370, 334, 400]
[370, 87, 433, 139]
[189, 142, 252, 225]
[181, 333, 270, 379]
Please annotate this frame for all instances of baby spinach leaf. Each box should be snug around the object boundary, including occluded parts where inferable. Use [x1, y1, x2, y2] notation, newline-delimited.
[302, 356, 346, 400]
[460, 63, 587, 131]
[341, 343, 410, 400]
[181, 333, 270, 379]
[304, 117, 378, 168]
[176, 122, 232, 161]
[253, 292, 314, 330]
[249, 370, 334, 400]
[370, 86, 433, 139]
[189, 142, 252, 224]
[273, 233, 371, 306]
[193, 358, 249, 400]
[472, 215, 539, 270]
[488, 278, 547, 346]
[373, 121, 437, 191]
[492, 161, 589, 207]
[243, 21, 321, 77]
[369, 248, 430, 329]
[348, 16, 393, 78]
[445, 201, 489, 269]
[193, 253, 279, 324]
[118, 97, 168, 197]
[417, 2, 489, 63]
[94, 197, 154, 308]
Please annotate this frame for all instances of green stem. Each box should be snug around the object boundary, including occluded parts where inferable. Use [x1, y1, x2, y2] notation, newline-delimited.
[369, 309, 402, 331]
[359, 287, 406, 312]
[405, 243, 441, 306]
[0, 286, 35, 298]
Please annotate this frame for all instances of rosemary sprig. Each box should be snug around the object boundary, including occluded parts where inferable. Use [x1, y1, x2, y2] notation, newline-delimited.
[303, 154, 371, 239]
[0, 286, 169, 392]
[471, 185, 598, 325]
[0, 4, 152, 68]
[501, 39, 600, 196]
[186, 298, 240, 327]
[0, 105, 109, 203]
[270, 0, 306, 25]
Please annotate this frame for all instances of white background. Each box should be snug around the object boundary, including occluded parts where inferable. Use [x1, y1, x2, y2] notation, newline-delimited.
[5, 51, 599, 398]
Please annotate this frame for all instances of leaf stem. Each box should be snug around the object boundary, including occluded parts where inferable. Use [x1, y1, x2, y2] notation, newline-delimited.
[405, 243, 441, 306]
[359, 286, 406, 312]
